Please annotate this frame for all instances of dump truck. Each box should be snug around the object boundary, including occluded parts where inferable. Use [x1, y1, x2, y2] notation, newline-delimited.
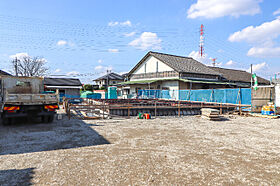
[0, 76, 59, 125]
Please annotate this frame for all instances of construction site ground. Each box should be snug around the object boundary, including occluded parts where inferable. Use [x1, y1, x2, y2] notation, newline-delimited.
[0, 109, 280, 185]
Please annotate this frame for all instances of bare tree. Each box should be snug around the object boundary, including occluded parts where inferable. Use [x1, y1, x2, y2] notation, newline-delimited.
[12, 56, 48, 77]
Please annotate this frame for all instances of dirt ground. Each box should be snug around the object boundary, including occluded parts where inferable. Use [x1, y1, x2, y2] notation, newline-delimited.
[0, 110, 280, 185]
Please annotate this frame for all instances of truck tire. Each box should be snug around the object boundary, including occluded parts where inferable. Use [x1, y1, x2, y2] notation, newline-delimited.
[43, 115, 54, 123]
[2, 117, 9, 126]
[2, 114, 12, 126]
[48, 115, 54, 123]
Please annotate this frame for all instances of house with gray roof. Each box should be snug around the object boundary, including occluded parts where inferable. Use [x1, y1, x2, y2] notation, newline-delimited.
[119, 51, 269, 97]
[44, 77, 82, 97]
[94, 72, 124, 89]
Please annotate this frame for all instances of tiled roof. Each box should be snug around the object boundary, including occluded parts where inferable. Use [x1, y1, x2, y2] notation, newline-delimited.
[44, 77, 82, 86]
[150, 52, 220, 75]
[128, 51, 221, 76]
[209, 67, 270, 84]
[94, 72, 124, 81]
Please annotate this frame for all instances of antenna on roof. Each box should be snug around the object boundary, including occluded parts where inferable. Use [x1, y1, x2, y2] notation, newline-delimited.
[199, 24, 204, 58]
[211, 58, 217, 67]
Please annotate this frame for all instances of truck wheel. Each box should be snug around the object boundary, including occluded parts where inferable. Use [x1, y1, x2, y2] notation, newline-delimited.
[48, 115, 54, 123]
[2, 117, 9, 126]
[43, 115, 54, 123]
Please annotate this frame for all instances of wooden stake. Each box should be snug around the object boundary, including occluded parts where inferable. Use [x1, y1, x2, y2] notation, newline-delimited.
[178, 100, 181, 117]
[239, 100, 242, 115]
[220, 102, 222, 115]
[155, 101, 157, 118]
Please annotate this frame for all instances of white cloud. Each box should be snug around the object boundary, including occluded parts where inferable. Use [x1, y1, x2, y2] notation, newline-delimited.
[229, 18, 280, 57]
[129, 32, 162, 50]
[98, 59, 103, 64]
[225, 60, 235, 66]
[94, 65, 113, 72]
[247, 47, 280, 57]
[54, 69, 61, 73]
[94, 65, 104, 71]
[124, 31, 136, 37]
[9, 53, 47, 63]
[56, 40, 74, 47]
[228, 19, 280, 45]
[108, 20, 132, 27]
[57, 40, 68, 46]
[187, 0, 262, 19]
[273, 8, 280, 16]
[247, 62, 267, 72]
[108, 49, 119, 53]
[188, 51, 222, 66]
[120, 20, 132, 26]
[9, 52, 29, 59]
[108, 21, 119, 27]
[66, 71, 79, 76]
[217, 49, 224, 53]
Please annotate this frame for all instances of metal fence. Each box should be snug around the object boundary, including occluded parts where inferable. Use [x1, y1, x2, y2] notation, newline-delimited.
[137, 88, 251, 105]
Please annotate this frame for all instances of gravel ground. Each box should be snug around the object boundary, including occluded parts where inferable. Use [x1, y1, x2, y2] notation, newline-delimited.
[0, 111, 280, 185]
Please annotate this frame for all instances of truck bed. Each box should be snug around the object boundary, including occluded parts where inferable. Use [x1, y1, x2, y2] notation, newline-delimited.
[4, 93, 59, 105]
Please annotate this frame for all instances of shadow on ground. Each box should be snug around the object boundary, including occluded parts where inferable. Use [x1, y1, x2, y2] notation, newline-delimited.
[0, 168, 35, 186]
[0, 116, 110, 155]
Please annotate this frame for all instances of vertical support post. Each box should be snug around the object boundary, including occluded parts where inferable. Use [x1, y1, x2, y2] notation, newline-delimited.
[128, 106, 130, 119]
[178, 100, 181, 117]
[220, 102, 222, 115]
[108, 104, 110, 118]
[102, 101, 105, 119]
[239, 99, 242, 115]
[154, 101, 157, 118]
[67, 103, 71, 120]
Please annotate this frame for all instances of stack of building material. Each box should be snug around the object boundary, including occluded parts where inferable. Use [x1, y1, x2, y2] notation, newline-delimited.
[201, 108, 221, 121]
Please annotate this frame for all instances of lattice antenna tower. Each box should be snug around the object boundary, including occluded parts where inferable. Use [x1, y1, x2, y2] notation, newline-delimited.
[199, 24, 205, 58]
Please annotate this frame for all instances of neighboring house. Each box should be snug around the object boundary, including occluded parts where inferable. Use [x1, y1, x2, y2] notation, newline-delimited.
[43, 77, 82, 97]
[0, 70, 12, 76]
[94, 72, 124, 89]
[119, 51, 269, 97]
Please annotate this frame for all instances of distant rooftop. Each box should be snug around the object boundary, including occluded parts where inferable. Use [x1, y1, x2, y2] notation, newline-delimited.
[94, 72, 124, 81]
[0, 70, 12, 76]
[44, 77, 82, 86]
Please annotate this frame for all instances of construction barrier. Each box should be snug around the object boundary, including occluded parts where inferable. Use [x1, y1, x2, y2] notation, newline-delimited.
[137, 88, 251, 105]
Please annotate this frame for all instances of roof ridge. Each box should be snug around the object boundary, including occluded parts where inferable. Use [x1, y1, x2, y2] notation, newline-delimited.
[149, 51, 192, 59]
[209, 66, 248, 72]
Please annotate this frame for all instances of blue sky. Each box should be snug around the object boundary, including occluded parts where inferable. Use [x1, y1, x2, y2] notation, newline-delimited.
[0, 0, 280, 83]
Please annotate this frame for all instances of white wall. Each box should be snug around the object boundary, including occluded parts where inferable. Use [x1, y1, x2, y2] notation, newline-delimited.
[133, 56, 174, 74]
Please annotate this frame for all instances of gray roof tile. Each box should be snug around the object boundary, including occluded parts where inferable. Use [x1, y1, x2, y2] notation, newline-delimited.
[94, 72, 124, 81]
[44, 77, 82, 86]
[209, 67, 270, 84]
[150, 52, 220, 75]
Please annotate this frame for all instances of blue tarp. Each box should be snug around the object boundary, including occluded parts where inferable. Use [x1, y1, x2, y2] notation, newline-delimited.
[138, 88, 251, 105]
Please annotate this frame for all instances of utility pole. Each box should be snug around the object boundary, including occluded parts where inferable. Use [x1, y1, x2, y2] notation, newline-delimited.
[106, 69, 110, 90]
[15, 57, 18, 76]
[211, 58, 217, 67]
[250, 64, 253, 88]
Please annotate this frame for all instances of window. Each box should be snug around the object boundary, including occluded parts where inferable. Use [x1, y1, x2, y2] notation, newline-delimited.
[156, 61, 158, 72]
[144, 63, 147, 74]
[16, 81, 31, 87]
